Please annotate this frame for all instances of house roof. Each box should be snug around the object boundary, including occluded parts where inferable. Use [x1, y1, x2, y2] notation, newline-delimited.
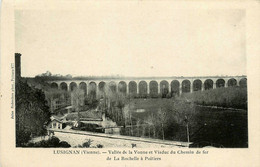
[49, 118, 63, 123]
[50, 115, 65, 121]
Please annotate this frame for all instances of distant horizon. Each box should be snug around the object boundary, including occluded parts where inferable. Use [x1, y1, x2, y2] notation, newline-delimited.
[22, 70, 247, 80]
[23, 73, 248, 78]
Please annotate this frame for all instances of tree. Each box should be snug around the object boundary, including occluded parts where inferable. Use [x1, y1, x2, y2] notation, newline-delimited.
[71, 88, 85, 122]
[172, 100, 196, 142]
[37, 71, 52, 77]
[102, 84, 128, 126]
[115, 92, 127, 125]
[45, 89, 69, 113]
[146, 114, 156, 138]
[157, 108, 168, 140]
[16, 79, 51, 146]
[136, 119, 141, 137]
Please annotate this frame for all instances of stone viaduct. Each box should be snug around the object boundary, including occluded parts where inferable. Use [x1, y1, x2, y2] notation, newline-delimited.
[48, 76, 247, 99]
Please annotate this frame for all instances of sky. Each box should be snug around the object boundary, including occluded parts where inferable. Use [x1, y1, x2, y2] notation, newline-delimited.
[15, 5, 246, 77]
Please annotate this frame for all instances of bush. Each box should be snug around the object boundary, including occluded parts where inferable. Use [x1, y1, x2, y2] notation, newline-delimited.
[85, 98, 99, 109]
[16, 130, 31, 147]
[96, 144, 103, 148]
[82, 139, 93, 148]
[48, 136, 60, 147]
[24, 136, 71, 148]
[59, 141, 71, 148]
[35, 140, 49, 147]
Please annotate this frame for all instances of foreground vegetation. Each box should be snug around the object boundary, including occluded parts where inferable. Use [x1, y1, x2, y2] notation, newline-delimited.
[16, 79, 51, 147]
[24, 136, 71, 148]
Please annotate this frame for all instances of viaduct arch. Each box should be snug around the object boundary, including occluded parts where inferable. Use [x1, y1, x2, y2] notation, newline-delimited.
[48, 76, 247, 99]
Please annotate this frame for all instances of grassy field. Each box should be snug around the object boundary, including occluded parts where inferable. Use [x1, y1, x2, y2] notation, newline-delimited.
[178, 87, 247, 109]
[127, 98, 248, 148]
[129, 98, 174, 115]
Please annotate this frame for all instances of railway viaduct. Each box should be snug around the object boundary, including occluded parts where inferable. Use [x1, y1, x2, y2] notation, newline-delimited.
[48, 76, 247, 98]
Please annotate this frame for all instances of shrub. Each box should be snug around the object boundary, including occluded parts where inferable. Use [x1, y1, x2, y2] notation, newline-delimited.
[82, 139, 93, 148]
[26, 142, 35, 147]
[24, 136, 71, 148]
[59, 141, 71, 148]
[35, 140, 49, 147]
[16, 130, 31, 147]
[48, 136, 60, 147]
[96, 144, 103, 148]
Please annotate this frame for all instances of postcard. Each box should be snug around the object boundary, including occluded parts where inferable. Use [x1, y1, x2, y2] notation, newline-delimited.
[1, 0, 260, 166]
